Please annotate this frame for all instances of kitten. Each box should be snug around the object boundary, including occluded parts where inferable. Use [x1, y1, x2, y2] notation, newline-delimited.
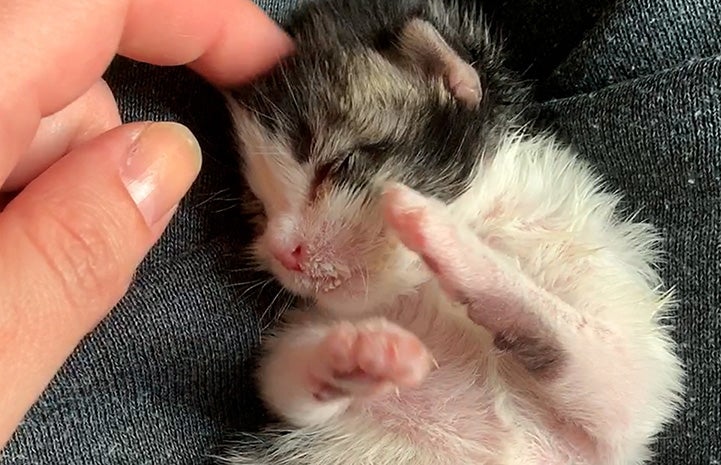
[222, 1, 684, 463]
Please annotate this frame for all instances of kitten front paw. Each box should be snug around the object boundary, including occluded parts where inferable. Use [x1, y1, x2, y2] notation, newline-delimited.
[381, 182, 517, 327]
[310, 319, 434, 400]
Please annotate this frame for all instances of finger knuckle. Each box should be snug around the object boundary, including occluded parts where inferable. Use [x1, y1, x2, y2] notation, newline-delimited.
[18, 198, 127, 309]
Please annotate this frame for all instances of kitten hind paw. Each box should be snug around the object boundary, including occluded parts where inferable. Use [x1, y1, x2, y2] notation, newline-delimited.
[311, 319, 434, 400]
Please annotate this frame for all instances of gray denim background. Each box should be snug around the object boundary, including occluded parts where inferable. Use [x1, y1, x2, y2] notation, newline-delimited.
[3, 0, 720, 463]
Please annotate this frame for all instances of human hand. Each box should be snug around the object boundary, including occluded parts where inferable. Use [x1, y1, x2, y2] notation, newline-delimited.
[0, 0, 293, 448]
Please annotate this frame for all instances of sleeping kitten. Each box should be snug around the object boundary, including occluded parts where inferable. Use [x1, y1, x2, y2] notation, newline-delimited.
[222, 0, 685, 463]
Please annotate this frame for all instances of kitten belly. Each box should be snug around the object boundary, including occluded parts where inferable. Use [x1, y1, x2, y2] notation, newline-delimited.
[346, 304, 586, 465]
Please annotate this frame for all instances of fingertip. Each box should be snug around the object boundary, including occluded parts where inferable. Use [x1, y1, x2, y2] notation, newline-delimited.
[120, 122, 202, 227]
[119, 0, 295, 87]
[0, 121, 202, 334]
[148, 203, 179, 242]
[188, 0, 295, 86]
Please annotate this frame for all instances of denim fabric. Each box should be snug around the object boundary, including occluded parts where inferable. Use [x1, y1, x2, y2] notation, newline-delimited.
[3, 0, 719, 463]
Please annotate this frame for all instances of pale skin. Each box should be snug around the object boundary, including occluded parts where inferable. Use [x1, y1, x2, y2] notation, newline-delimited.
[0, 0, 294, 450]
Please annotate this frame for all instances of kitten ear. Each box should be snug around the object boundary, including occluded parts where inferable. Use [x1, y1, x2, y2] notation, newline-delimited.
[395, 18, 482, 109]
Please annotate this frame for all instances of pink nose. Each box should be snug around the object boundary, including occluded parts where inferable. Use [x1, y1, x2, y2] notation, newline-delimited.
[274, 245, 303, 271]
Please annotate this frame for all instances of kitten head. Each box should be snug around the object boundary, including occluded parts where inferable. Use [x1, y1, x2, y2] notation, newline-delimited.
[227, 0, 524, 314]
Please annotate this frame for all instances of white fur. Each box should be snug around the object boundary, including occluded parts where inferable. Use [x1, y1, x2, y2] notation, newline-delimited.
[225, 101, 684, 465]
[230, 109, 430, 313]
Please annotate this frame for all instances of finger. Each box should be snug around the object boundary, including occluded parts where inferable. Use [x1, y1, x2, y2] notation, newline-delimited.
[0, 0, 293, 183]
[122, 0, 295, 86]
[0, 121, 201, 447]
[0, 192, 12, 210]
[2, 79, 121, 192]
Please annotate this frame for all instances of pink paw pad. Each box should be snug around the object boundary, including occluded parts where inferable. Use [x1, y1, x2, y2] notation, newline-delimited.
[312, 320, 434, 400]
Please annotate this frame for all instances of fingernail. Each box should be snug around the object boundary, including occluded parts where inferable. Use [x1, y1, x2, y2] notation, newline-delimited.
[120, 122, 202, 226]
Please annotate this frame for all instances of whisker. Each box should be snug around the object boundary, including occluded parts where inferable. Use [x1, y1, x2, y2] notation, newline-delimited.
[361, 266, 370, 309]
[235, 278, 273, 301]
[259, 288, 293, 332]
[223, 277, 265, 288]
[194, 188, 233, 208]
[212, 204, 242, 214]
[280, 64, 301, 114]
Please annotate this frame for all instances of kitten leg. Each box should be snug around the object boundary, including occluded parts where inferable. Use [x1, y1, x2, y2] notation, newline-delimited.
[258, 317, 434, 428]
[382, 183, 661, 460]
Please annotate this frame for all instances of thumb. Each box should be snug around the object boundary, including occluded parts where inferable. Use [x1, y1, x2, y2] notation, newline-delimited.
[0, 122, 202, 447]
